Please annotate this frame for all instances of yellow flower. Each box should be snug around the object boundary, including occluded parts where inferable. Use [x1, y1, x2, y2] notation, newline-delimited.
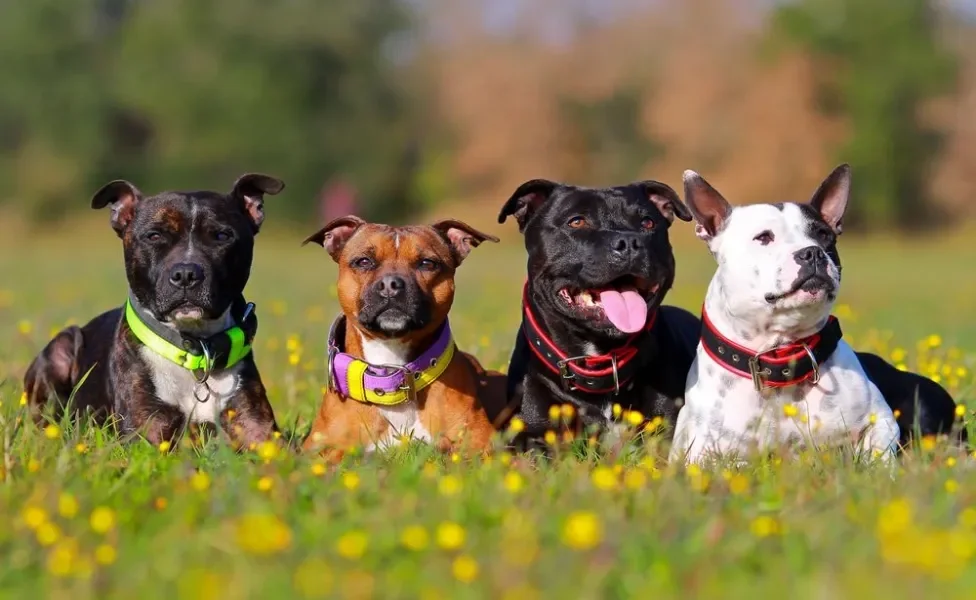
[75, 443, 88, 454]
[958, 507, 976, 529]
[548, 405, 562, 422]
[20, 392, 27, 406]
[336, 531, 368, 560]
[27, 458, 41, 473]
[44, 424, 60, 440]
[58, 494, 78, 519]
[590, 466, 618, 491]
[191, 471, 211, 492]
[400, 525, 429, 551]
[154, 497, 168, 510]
[508, 417, 525, 434]
[623, 468, 647, 490]
[750, 515, 780, 538]
[17, 319, 33, 335]
[500, 453, 512, 466]
[256, 476, 274, 492]
[955, 404, 966, 419]
[543, 430, 557, 445]
[946, 479, 959, 494]
[562, 511, 602, 550]
[438, 475, 462, 497]
[47, 539, 79, 577]
[236, 513, 293, 556]
[561, 404, 575, 419]
[288, 353, 301, 366]
[644, 416, 664, 434]
[311, 463, 327, 476]
[451, 453, 461, 464]
[452, 555, 479, 583]
[893, 409, 902, 419]
[729, 474, 750, 496]
[876, 498, 913, 537]
[158, 440, 171, 453]
[946, 457, 957, 468]
[341, 472, 360, 491]
[36, 522, 61, 546]
[927, 334, 942, 348]
[257, 441, 279, 461]
[436, 522, 466, 550]
[95, 544, 117, 565]
[612, 404, 622, 419]
[890, 347, 907, 363]
[625, 410, 644, 427]
[920, 436, 937, 452]
[782, 404, 798, 418]
[504, 471, 524, 494]
[89, 507, 116, 534]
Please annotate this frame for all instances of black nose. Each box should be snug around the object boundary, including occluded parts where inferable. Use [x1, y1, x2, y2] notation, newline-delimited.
[168, 263, 205, 289]
[793, 245, 826, 267]
[376, 274, 406, 299]
[610, 234, 643, 259]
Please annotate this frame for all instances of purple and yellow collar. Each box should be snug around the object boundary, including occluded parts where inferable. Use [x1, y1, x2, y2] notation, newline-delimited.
[326, 316, 456, 406]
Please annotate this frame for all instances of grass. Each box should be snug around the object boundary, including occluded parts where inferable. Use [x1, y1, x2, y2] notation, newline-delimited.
[0, 213, 974, 599]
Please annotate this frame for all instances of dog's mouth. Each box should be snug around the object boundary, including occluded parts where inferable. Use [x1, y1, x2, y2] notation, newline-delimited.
[557, 275, 660, 333]
[764, 274, 837, 304]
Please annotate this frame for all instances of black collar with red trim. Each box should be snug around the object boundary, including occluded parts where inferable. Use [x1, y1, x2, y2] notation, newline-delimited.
[700, 309, 842, 391]
[521, 284, 656, 395]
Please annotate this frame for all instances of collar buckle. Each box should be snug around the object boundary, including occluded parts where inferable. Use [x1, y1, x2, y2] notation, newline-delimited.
[556, 356, 589, 392]
[801, 343, 820, 385]
[374, 364, 417, 403]
[325, 345, 338, 392]
[748, 355, 767, 392]
[192, 340, 214, 385]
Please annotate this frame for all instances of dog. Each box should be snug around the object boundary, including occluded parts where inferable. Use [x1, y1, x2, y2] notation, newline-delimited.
[24, 174, 284, 449]
[301, 216, 508, 461]
[498, 179, 701, 447]
[670, 164, 913, 464]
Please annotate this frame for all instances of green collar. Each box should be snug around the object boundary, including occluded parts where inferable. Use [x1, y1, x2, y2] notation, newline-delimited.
[124, 295, 257, 378]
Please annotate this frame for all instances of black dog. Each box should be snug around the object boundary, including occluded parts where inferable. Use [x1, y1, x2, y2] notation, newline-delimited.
[498, 178, 700, 446]
[24, 174, 283, 448]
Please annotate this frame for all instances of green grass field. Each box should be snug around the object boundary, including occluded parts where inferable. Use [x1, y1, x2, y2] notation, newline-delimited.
[0, 215, 974, 599]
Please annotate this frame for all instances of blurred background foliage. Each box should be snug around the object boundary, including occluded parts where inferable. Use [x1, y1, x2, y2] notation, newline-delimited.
[0, 0, 973, 231]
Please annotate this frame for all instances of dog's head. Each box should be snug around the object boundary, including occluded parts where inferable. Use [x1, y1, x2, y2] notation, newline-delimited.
[683, 165, 850, 329]
[92, 174, 284, 332]
[498, 179, 691, 339]
[304, 217, 497, 340]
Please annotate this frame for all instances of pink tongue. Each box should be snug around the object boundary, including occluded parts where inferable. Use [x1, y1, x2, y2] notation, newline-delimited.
[598, 289, 647, 333]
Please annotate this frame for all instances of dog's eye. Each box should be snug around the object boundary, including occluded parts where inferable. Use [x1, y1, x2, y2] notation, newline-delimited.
[352, 257, 376, 270]
[753, 231, 775, 245]
[567, 216, 587, 229]
[144, 231, 164, 243]
[640, 217, 656, 231]
[213, 230, 234, 243]
[417, 258, 440, 272]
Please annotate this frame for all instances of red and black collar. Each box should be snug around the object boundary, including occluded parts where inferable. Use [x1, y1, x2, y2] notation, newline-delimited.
[700, 308, 842, 391]
[521, 283, 656, 395]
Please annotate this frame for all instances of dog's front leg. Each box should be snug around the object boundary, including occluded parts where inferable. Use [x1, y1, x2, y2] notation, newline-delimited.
[219, 365, 279, 451]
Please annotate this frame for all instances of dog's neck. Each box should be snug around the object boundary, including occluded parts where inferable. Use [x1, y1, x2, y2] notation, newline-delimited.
[130, 295, 234, 339]
[704, 275, 831, 351]
[342, 318, 440, 367]
[528, 285, 633, 358]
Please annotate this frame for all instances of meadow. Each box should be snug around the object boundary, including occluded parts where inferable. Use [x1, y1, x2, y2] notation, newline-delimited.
[0, 213, 974, 599]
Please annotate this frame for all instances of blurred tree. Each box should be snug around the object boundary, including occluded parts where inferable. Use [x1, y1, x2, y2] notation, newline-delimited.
[0, 0, 421, 224]
[770, 0, 957, 231]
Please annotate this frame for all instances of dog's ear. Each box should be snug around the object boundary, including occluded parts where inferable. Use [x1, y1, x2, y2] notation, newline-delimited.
[498, 179, 558, 232]
[682, 170, 732, 241]
[638, 180, 692, 223]
[231, 173, 285, 232]
[91, 180, 143, 237]
[808, 164, 851, 235]
[302, 215, 367, 262]
[431, 219, 500, 265]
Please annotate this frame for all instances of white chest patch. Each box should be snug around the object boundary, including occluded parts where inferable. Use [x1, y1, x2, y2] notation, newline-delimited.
[140, 346, 242, 424]
[358, 334, 432, 452]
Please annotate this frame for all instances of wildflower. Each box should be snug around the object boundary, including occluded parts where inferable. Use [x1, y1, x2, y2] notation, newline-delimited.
[946, 457, 957, 468]
[47, 539, 80, 577]
[158, 440, 171, 453]
[36, 522, 61, 546]
[311, 463, 327, 476]
[154, 497, 168, 510]
[257, 441, 279, 461]
[95, 544, 117, 565]
[644, 416, 664, 434]
[336, 531, 368, 560]
[191, 471, 211, 492]
[876, 498, 913, 537]
[543, 430, 557, 445]
[945, 479, 959, 494]
[436, 522, 466, 550]
[920, 436, 937, 452]
[400, 525, 429, 551]
[58, 494, 78, 519]
[90, 507, 116, 534]
[561, 404, 575, 419]
[20, 392, 27, 406]
[44, 424, 60, 440]
[500, 453, 512, 466]
[729, 474, 750, 496]
[927, 334, 942, 348]
[508, 417, 525, 434]
[782, 404, 798, 418]
[450, 453, 461, 464]
[548, 405, 562, 422]
[750, 515, 780, 538]
[590, 466, 618, 491]
[27, 458, 41, 473]
[341, 472, 360, 491]
[438, 475, 462, 497]
[236, 513, 292, 556]
[256, 477, 274, 492]
[890, 347, 907, 363]
[625, 410, 644, 427]
[868, 413, 878, 425]
[955, 404, 966, 419]
[623, 468, 647, 490]
[893, 409, 902, 419]
[562, 511, 602, 550]
[503, 471, 524, 494]
[612, 404, 622, 419]
[452, 555, 479, 582]
[17, 319, 33, 335]
[75, 443, 88, 454]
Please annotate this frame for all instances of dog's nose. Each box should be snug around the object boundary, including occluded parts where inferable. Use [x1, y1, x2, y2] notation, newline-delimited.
[168, 263, 205, 289]
[376, 274, 406, 299]
[610, 234, 643, 259]
[793, 245, 826, 267]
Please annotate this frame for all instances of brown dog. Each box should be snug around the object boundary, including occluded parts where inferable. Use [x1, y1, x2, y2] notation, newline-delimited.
[301, 216, 508, 461]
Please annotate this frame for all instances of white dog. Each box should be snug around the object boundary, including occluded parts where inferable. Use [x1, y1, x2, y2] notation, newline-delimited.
[669, 165, 899, 465]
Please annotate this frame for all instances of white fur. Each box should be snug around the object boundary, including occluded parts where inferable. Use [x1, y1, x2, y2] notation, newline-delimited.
[670, 203, 899, 465]
[358, 332, 432, 452]
[138, 305, 241, 424]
